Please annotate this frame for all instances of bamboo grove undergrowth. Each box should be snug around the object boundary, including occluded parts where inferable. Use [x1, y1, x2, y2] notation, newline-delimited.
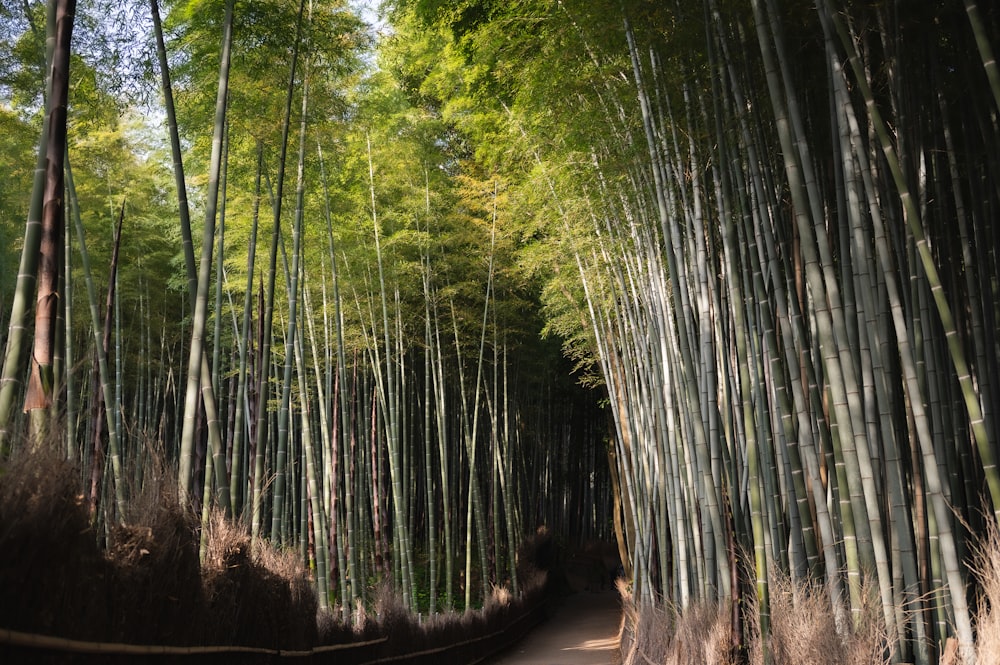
[1, 0, 999, 662]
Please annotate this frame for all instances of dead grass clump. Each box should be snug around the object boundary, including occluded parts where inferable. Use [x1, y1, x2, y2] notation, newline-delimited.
[616, 577, 637, 658]
[363, 579, 526, 661]
[199, 511, 252, 643]
[353, 596, 371, 632]
[317, 606, 360, 645]
[618, 567, 896, 665]
[973, 520, 1000, 663]
[619, 593, 734, 665]
[374, 580, 419, 647]
[666, 601, 734, 665]
[841, 584, 893, 665]
[618, 576, 736, 665]
[0, 447, 107, 641]
[200, 511, 317, 650]
[457, 604, 491, 642]
[105, 481, 203, 645]
[768, 574, 845, 665]
[1, 457, 557, 664]
[767, 572, 892, 665]
[485, 583, 513, 612]
[480, 583, 517, 635]
[633, 601, 672, 662]
[516, 526, 555, 582]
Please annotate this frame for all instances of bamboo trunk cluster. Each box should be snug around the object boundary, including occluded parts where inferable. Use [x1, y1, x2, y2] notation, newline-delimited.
[541, 2, 999, 663]
[0, 0, 616, 623]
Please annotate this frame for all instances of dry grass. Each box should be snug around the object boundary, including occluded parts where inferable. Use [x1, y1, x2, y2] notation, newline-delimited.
[0, 446, 107, 642]
[10, 447, 997, 665]
[973, 519, 1000, 664]
[486, 582, 513, 610]
[669, 601, 736, 665]
[0, 448, 556, 662]
[201, 509, 318, 649]
[372, 579, 419, 648]
[0, 449, 320, 651]
[617, 569, 897, 665]
[14, 446, 1000, 664]
[617, 577, 736, 665]
[768, 572, 891, 665]
[517, 526, 555, 583]
[105, 480, 204, 645]
[311, 538, 554, 664]
[768, 574, 844, 665]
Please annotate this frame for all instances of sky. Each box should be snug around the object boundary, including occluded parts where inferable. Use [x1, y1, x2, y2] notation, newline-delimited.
[352, 0, 389, 34]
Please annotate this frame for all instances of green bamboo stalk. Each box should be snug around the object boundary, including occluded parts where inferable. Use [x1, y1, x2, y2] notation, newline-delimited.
[625, 13, 728, 600]
[501, 344, 519, 595]
[739, 0, 873, 630]
[419, 168, 438, 608]
[66, 161, 125, 521]
[229, 142, 263, 518]
[822, 16, 975, 656]
[112, 212, 123, 480]
[317, 142, 357, 614]
[151, 0, 232, 518]
[295, 302, 329, 608]
[0, 1, 57, 449]
[150, 0, 195, 297]
[429, 291, 454, 610]
[63, 152, 75, 461]
[938, 92, 998, 496]
[451, 184, 499, 607]
[302, 268, 337, 603]
[251, 0, 307, 543]
[963, 0, 1000, 113]
[177, 0, 234, 512]
[270, 53, 312, 545]
[365, 132, 416, 607]
[212, 121, 229, 413]
[831, 58, 928, 664]
[824, 2, 999, 526]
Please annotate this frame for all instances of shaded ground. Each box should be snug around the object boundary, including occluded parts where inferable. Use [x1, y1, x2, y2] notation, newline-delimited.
[485, 590, 622, 665]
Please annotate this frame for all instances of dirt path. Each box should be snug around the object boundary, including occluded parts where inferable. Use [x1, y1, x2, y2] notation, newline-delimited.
[485, 590, 622, 665]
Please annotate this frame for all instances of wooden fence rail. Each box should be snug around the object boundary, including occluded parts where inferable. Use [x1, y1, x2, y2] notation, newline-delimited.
[0, 592, 548, 664]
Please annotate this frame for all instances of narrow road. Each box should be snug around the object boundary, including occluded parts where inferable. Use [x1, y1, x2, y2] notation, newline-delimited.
[486, 590, 622, 665]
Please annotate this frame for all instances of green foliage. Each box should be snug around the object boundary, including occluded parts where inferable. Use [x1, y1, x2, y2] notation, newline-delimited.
[168, 0, 364, 144]
[0, 1, 45, 110]
[0, 106, 37, 315]
[66, 112, 186, 383]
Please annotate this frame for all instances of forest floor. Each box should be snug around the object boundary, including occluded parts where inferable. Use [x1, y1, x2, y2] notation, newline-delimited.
[485, 589, 622, 665]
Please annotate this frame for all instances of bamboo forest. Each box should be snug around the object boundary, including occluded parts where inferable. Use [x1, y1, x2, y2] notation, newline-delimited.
[1, 1, 999, 664]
